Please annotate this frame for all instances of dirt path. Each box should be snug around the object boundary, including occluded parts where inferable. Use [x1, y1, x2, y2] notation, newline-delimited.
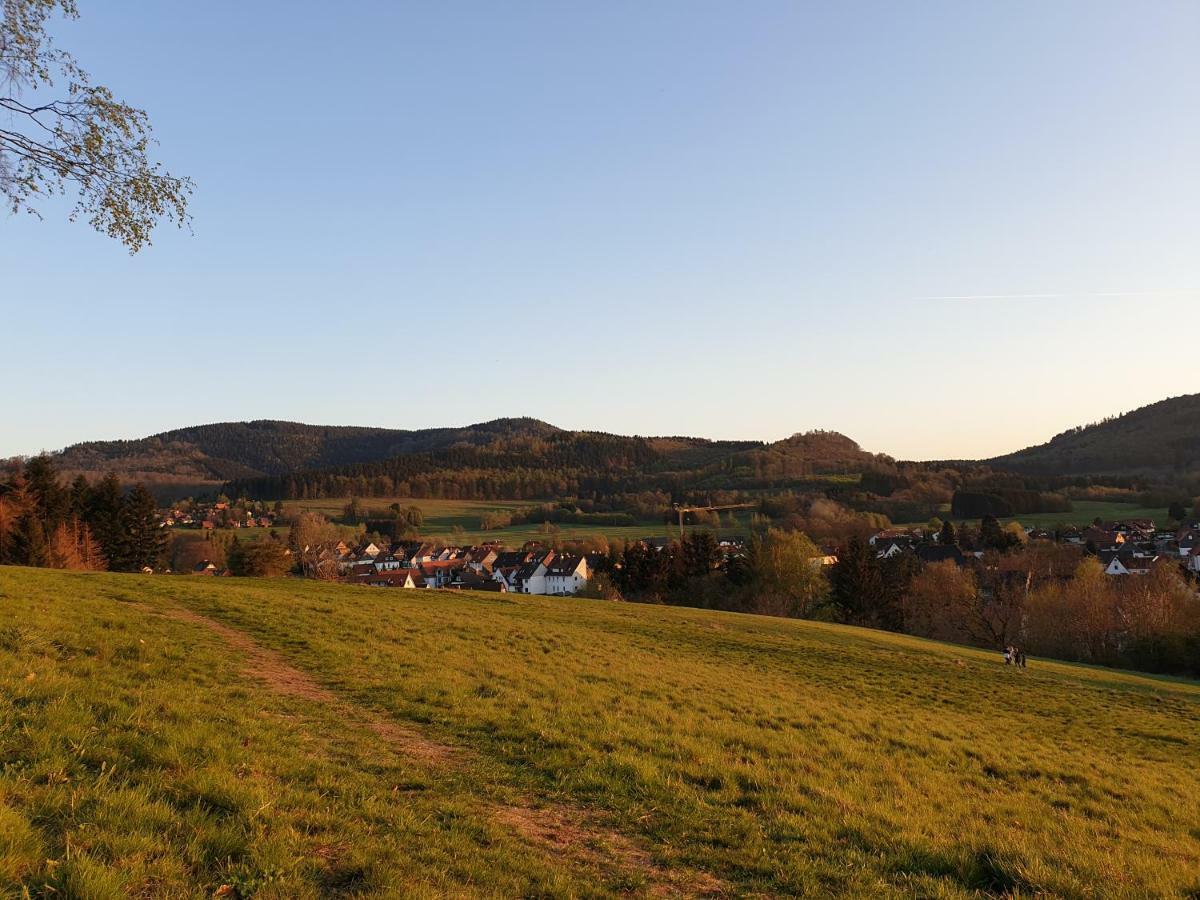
[154, 602, 727, 897]
[160, 604, 455, 765]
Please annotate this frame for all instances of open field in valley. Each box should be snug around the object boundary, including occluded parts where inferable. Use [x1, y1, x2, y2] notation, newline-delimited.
[284, 497, 758, 546]
[2, 567, 1199, 897]
[901, 500, 1173, 531]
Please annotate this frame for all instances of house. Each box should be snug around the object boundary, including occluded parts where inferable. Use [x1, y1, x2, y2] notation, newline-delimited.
[1082, 527, 1123, 549]
[915, 545, 966, 566]
[201, 520, 215, 530]
[1178, 530, 1200, 558]
[492, 550, 534, 570]
[466, 547, 498, 573]
[407, 543, 437, 566]
[1103, 551, 1158, 576]
[353, 569, 427, 589]
[874, 539, 909, 560]
[373, 554, 404, 571]
[1190, 545, 1200, 574]
[505, 550, 555, 594]
[869, 529, 907, 546]
[544, 556, 589, 595]
[192, 560, 218, 575]
[417, 559, 465, 588]
[451, 571, 508, 592]
[513, 558, 550, 594]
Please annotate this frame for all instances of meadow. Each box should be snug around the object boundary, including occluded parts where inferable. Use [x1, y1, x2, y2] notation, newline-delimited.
[283, 497, 1172, 546]
[897, 499, 1172, 531]
[2, 567, 1199, 897]
[284, 497, 755, 546]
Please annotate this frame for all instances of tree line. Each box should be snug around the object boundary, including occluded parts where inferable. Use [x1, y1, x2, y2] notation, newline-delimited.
[598, 522, 1200, 678]
[0, 457, 165, 572]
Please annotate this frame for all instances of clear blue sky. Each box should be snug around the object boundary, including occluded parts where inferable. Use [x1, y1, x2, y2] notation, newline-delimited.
[2, 0, 1197, 460]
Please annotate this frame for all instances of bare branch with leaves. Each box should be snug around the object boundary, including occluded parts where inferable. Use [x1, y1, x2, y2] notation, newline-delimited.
[1, 0, 191, 251]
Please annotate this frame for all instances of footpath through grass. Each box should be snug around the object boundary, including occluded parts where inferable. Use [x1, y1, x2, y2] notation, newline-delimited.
[2, 568, 1199, 897]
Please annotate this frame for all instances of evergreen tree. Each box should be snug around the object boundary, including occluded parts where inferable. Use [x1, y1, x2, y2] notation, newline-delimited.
[828, 536, 886, 626]
[680, 531, 720, 580]
[980, 514, 1016, 551]
[12, 513, 49, 567]
[939, 519, 957, 546]
[227, 536, 247, 576]
[88, 473, 127, 568]
[121, 483, 165, 572]
[69, 475, 92, 518]
[24, 454, 69, 531]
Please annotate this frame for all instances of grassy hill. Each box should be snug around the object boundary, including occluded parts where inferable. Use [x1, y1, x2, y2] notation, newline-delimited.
[2, 568, 1199, 897]
[989, 393, 1200, 477]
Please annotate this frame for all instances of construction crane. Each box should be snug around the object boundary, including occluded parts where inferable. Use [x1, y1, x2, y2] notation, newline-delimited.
[671, 502, 757, 540]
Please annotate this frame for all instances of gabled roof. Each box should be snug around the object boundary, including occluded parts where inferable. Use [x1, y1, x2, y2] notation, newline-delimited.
[914, 545, 965, 566]
[515, 560, 545, 580]
[546, 556, 585, 577]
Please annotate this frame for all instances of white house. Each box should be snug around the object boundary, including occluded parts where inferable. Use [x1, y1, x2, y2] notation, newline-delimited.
[874, 540, 907, 560]
[544, 556, 589, 595]
[1105, 556, 1132, 576]
[1105, 554, 1156, 576]
[1190, 546, 1200, 574]
[512, 552, 555, 594]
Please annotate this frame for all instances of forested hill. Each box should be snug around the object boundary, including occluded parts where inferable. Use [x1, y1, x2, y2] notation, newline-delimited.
[52, 419, 564, 492]
[46, 418, 896, 501]
[224, 429, 891, 502]
[988, 393, 1200, 476]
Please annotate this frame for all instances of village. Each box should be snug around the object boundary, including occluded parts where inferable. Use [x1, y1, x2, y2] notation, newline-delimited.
[868, 518, 1200, 577]
[178, 497, 1200, 599]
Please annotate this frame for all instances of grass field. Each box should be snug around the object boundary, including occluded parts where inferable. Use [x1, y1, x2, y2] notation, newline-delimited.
[285, 497, 757, 546]
[997, 500, 1173, 529]
[285, 497, 1175, 547]
[2, 568, 1199, 897]
[900, 500, 1173, 531]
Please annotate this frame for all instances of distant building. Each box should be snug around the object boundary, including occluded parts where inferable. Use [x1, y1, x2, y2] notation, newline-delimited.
[544, 556, 589, 595]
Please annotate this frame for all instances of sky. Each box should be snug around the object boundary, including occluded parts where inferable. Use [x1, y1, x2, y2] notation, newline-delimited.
[2, 0, 1198, 461]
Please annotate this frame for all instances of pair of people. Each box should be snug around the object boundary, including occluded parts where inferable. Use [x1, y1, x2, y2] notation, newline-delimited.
[1003, 646, 1027, 668]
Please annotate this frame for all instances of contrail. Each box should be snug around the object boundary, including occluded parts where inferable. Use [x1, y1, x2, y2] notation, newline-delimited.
[917, 289, 1199, 301]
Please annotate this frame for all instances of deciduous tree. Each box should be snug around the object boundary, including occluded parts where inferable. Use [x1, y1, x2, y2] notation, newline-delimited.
[1, 0, 191, 250]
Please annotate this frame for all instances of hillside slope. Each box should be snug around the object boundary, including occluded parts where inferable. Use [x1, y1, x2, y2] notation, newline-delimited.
[51, 418, 563, 490]
[2, 568, 1198, 897]
[50, 419, 890, 501]
[989, 393, 1200, 476]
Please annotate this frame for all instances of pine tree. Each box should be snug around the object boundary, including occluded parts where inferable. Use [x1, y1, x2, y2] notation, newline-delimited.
[88, 473, 127, 568]
[24, 454, 69, 532]
[121, 484, 165, 572]
[828, 536, 885, 625]
[12, 513, 49, 567]
[939, 519, 957, 546]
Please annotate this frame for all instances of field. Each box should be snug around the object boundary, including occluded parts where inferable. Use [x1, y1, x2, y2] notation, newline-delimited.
[3, 568, 1199, 897]
[285, 497, 757, 546]
[899, 500, 1174, 531]
[996, 500, 1173, 529]
[282, 497, 1174, 547]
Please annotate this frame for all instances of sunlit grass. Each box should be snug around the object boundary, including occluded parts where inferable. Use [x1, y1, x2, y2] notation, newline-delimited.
[2, 567, 1199, 897]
